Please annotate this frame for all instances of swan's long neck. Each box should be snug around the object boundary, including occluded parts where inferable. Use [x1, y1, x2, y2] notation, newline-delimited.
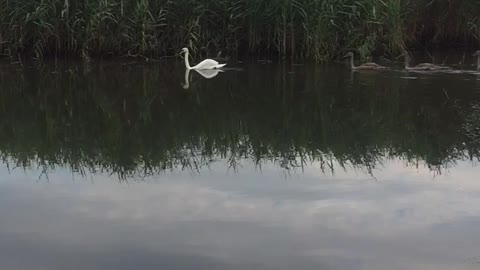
[477, 55, 480, 70]
[404, 54, 410, 68]
[184, 51, 192, 70]
[349, 55, 355, 69]
[183, 69, 190, 89]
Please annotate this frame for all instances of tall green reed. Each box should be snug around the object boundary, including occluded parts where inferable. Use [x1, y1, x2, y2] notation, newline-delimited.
[0, 0, 479, 61]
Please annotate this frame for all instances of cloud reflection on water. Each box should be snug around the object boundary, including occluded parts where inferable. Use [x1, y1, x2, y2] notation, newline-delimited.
[0, 159, 480, 270]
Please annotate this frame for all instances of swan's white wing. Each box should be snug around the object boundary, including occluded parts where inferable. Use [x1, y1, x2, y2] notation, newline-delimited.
[192, 59, 226, 70]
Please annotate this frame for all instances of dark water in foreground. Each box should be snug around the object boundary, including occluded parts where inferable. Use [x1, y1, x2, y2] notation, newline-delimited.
[2, 59, 480, 270]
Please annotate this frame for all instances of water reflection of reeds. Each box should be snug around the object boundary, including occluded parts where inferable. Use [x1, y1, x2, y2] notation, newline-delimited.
[0, 61, 479, 178]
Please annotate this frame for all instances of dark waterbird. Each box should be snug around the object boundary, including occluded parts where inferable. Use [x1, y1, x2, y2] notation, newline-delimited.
[343, 52, 389, 71]
[403, 50, 450, 71]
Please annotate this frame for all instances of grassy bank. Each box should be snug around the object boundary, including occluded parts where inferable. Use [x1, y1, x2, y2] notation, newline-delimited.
[1, 0, 480, 61]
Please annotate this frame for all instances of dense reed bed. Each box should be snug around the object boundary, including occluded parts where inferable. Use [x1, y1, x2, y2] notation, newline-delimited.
[1, 0, 480, 61]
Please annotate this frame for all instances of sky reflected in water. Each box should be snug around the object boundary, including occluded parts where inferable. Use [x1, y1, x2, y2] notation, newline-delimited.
[1, 159, 480, 270]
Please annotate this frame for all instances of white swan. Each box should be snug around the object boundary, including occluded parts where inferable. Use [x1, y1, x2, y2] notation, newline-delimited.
[181, 47, 226, 70]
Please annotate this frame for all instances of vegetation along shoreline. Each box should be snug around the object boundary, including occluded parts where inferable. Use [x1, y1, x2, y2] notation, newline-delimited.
[1, 0, 480, 61]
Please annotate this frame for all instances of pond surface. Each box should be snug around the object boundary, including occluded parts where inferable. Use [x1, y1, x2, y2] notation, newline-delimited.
[1, 57, 480, 270]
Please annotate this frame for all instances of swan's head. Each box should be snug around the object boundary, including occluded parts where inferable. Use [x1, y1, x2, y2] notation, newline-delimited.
[473, 50, 480, 57]
[343, 52, 354, 58]
[180, 47, 189, 54]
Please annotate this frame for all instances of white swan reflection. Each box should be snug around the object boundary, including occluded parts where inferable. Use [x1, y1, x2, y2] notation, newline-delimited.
[182, 68, 224, 89]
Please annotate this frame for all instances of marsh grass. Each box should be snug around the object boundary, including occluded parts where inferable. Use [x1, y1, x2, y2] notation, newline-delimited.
[1, 0, 480, 61]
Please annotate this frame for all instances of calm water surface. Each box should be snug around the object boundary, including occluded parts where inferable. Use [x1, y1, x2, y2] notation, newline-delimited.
[1, 58, 480, 270]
